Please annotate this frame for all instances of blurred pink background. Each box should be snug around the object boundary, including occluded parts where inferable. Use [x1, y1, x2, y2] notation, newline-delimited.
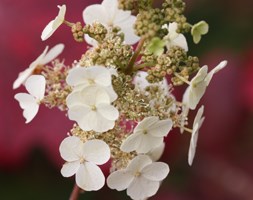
[1, 0, 253, 199]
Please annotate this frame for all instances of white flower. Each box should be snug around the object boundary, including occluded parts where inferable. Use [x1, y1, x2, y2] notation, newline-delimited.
[60, 136, 110, 191]
[188, 105, 205, 166]
[107, 155, 169, 200]
[41, 5, 66, 41]
[66, 65, 117, 101]
[133, 71, 169, 96]
[163, 22, 188, 52]
[120, 116, 173, 154]
[66, 86, 119, 133]
[14, 75, 46, 123]
[13, 44, 64, 89]
[147, 142, 165, 162]
[183, 60, 227, 110]
[83, 0, 139, 45]
[133, 71, 177, 112]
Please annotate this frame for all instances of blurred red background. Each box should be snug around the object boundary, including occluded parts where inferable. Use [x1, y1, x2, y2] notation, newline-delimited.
[1, 0, 253, 199]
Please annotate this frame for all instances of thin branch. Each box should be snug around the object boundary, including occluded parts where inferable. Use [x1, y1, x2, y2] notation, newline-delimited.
[64, 20, 74, 27]
[125, 38, 145, 74]
[69, 184, 81, 200]
[133, 62, 155, 71]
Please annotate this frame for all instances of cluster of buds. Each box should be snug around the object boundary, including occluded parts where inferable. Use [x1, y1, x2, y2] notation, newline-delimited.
[13, 0, 227, 200]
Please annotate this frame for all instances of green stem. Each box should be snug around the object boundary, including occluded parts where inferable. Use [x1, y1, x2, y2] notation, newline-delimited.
[133, 62, 155, 71]
[125, 38, 145, 74]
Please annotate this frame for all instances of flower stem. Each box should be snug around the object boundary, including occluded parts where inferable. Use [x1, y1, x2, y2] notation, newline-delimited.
[174, 73, 191, 85]
[69, 184, 81, 200]
[133, 62, 155, 71]
[126, 38, 145, 74]
[182, 126, 193, 133]
[64, 20, 74, 28]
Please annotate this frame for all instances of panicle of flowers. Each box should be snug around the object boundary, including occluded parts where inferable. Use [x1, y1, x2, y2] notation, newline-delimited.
[13, 0, 227, 199]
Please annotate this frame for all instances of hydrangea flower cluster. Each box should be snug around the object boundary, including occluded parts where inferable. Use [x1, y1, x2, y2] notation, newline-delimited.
[14, 0, 227, 199]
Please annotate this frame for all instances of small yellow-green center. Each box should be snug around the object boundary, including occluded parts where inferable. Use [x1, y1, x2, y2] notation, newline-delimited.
[88, 79, 95, 84]
[91, 105, 97, 111]
[80, 157, 85, 164]
[134, 171, 141, 177]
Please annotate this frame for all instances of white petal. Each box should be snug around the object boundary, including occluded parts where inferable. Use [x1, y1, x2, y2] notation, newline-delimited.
[25, 75, 46, 100]
[14, 93, 39, 123]
[97, 104, 119, 120]
[142, 162, 169, 181]
[108, 67, 118, 77]
[83, 5, 108, 26]
[136, 135, 163, 154]
[188, 108, 205, 166]
[29, 46, 49, 68]
[88, 111, 116, 132]
[182, 86, 190, 104]
[188, 124, 199, 166]
[171, 34, 188, 51]
[52, 17, 64, 31]
[66, 67, 90, 88]
[89, 66, 112, 87]
[101, 0, 118, 21]
[205, 60, 227, 86]
[133, 71, 169, 94]
[41, 43, 64, 65]
[104, 85, 118, 102]
[168, 22, 178, 33]
[66, 91, 87, 107]
[134, 117, 159, 134]
[113, 10, 132, 25]
[107, 170, 134, 191]
[148, 119, 173, 137]
[185, 66, 208, 110]
[84, 34, 98, 47]
[82, 86, 111, 105]
[71, 106, 115, 133]
[147, 142, 165, 161]
[61, 161, 80, 177]
[13, 68, 34, 89]
[13, 46, 48, 89]
[118, 16, 140, 45]
[66, 66, 113, 91]
[188, 82, 206, 110]
[83, 139, 110, 165]
[127, 155, 152, 173]
[191, 65, 208, 85]
[133, 71, 151, 91]
[57, 5, 66, 20]
[67, 105, 92, 131]
[127, 177, 160, 200]
[59, 136, 83, 162]
[193, 105, 204, 127]
[41, 20, 55, 41]
[120, 133, 142, 153]
[76, 162, 105, 191]
[41, 5, 66, 41]
[183, 86, 198, 110]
